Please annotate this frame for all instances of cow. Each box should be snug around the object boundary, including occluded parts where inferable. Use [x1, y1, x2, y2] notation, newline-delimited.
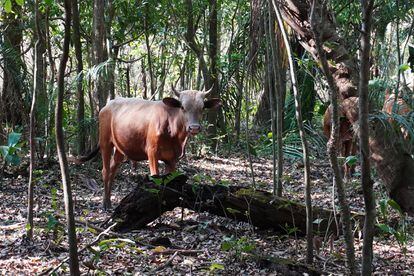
[323, 97, 359, 179]
[382, 88, 412, 139]
[77, 87, 221, 209]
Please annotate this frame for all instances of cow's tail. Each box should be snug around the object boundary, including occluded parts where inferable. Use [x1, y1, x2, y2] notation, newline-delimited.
[75, 145, 100, 164]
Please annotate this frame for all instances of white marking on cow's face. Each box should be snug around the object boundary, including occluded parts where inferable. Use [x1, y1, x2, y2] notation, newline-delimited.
[179, 90, 207, 135]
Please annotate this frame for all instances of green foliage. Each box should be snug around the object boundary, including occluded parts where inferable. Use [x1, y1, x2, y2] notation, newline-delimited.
[209, 262, 225, 272]
[377, 199, 410, 254]
[220, 236, 256, 259]
[0, 131, 23, 167]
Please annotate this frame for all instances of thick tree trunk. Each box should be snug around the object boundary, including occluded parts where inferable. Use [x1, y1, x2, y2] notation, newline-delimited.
[56, 0, 80, 273]
[1, 4, 26, 129]
[268, 5, 284, 197]
[206, 0, 220, 138]
[278, 0, 358, 100]
[108, 175, 363, 236]
[92, 0, 107, 111]
[277, 0, 414, 215]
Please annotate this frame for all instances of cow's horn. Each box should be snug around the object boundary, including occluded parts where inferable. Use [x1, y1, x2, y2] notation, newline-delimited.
[202, 86, 214, 98]
[171, 84, 181, 97]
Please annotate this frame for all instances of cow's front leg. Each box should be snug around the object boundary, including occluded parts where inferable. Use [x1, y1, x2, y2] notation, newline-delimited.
[148, 150, 159, 176]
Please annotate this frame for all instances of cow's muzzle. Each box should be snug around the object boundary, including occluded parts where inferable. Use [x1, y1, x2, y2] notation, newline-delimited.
[188, 124, 201, 135]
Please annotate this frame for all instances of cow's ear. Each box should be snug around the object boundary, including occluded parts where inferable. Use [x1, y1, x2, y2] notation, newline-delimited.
[163, 97, 182, 108]
[204, 98, 221, 109]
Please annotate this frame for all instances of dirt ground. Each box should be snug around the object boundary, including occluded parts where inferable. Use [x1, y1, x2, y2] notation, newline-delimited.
[1, 151, 413, 275]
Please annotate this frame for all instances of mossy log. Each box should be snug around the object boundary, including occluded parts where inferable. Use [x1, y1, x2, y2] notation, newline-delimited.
[109, 174, 363, 234]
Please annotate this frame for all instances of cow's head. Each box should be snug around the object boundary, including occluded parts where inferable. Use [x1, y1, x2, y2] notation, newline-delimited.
[162, 87, 221, 135]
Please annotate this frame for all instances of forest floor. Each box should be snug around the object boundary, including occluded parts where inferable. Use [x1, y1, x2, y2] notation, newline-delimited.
[1, 146, 413, 275]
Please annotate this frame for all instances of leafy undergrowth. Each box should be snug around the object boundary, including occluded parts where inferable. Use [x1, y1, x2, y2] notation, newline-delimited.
[0, 153, 413, 275]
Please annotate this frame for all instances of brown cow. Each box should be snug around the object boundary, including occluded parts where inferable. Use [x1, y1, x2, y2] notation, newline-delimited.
[323, 97, 359, 179]
[78, 88, 221, 209]
[382, 89, 412, 139]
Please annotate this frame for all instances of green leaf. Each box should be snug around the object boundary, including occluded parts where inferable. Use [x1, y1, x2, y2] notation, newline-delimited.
[8, 132, 22, 147]
[387, 199, 403, 214]
[226, 207, 241, 215]
[242, 244, 255, 252]
[377, 223, 395, 235]
[0, 146, 9, 157]
[313, 218, 324, 224]
[4, 0, 12, 13]
[209, 263, 224, 271]
[220, 241, 233, 251]
[7, 154, 20, 166]
[345, 155, 358, 166]
[15, 0, 24, 6]
[47, 214, 58, 231]
[399, 64, 410, 72]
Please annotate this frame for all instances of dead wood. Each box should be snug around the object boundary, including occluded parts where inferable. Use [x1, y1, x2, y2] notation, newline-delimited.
[107, 174, 364, 235]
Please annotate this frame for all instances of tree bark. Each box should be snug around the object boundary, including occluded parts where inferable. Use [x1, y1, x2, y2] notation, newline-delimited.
[1, 3, 26, 129]
[264, 12, 278, 198]
[72, 0, 86, 155]
[56, 0, 80, 273]
[310, 2, 355, 274]
[359, 1, 376, 275]
[144, 4, 156, 98]
[92, 0, 107, 112]
[27, 0, 43, 240]
[268, 5, 284, 197]
[206, 0, 220, 138]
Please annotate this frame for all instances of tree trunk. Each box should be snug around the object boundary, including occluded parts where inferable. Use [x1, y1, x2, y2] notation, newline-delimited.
[268, 5, 284, 197]
[45, 8, 56, 159]
[206, 0, 220, 138]
[72, 0, 86, 155]
[56, 0, 80, 273]
[310, 2, 355, 274]
[106, 0, 116, 100]
[1, 3, 26, 129]
[126, 65, 131, 97]
[144, 4, 156, 99]
[27, 0, 43, 240]
[277, 0, 414, 215]
[264, 9, 278, 197]
[108, 175, 363, 236]
[92, 0, 107, 112]
[185, 0, 210, 88]
[359, 1, 376, 274]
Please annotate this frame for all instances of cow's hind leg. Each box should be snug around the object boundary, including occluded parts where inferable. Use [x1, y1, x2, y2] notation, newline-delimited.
[107, 149, 124, 205]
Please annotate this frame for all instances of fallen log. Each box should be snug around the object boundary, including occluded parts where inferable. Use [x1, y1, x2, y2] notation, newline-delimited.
[108, 174, 363, 234]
